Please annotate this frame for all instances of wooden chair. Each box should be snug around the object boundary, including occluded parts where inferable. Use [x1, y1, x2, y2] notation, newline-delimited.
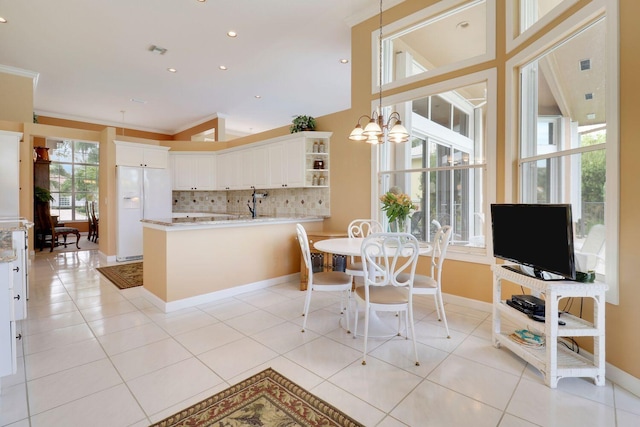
[43, 215, 81, 252]
[90, 201, 99, 242]
[86, 201, 96, 241]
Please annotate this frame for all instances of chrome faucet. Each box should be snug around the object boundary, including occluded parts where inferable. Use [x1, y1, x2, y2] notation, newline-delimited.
[247, 188, 268, 218]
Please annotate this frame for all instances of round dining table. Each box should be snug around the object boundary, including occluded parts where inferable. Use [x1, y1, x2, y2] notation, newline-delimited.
[313, 236, 431, 338]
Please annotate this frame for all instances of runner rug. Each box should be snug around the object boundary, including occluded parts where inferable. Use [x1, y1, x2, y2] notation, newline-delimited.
[96, 262, 143, 289]
[149, 368, 364, 427]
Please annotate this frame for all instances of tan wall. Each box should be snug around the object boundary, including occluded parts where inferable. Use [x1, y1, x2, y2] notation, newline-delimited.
[0, 73, 33, 123]
[0, 0, 638, 381]
[37, 116, 174, 141]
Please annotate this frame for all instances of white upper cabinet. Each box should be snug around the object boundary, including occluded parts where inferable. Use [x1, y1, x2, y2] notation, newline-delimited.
[216, 151, 242, 190]
[114, 141, 169, 168]
[252, 145, 270, 189]
[171, 153, 216, 191]
[170, 131, 332, 191]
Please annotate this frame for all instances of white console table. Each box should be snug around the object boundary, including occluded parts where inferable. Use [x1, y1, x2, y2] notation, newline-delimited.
[492, 265, 607, 388]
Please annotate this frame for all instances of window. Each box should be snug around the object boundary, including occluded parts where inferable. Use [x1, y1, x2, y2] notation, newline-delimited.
[512, 0, 619, 303]
[375, 70, 496, 263]
[378, 0, 495, 91]
[506, 0, 580, 51]
[49, 139, 99, 222]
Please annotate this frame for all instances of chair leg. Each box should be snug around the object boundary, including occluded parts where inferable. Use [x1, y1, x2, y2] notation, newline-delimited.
[345, 289, 351, 334]
[408, 306, 420, 366]
[352, 297, 359, 339]
[301, 288, 313, 332]
[433, 295, 443, 321]
[436, 290, 451, 338]
[362, 306, 370, 365]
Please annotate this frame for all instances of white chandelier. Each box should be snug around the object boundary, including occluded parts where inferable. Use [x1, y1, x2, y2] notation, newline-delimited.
[348, 0, 409, 145]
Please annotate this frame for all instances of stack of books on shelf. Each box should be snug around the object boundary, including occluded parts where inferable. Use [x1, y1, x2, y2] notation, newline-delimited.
[509, 329, 545, 348]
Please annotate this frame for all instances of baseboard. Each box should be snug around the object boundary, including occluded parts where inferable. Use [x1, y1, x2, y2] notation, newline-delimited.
[443, 292, 493, 313]
[441, 291, 640, 398]
[142, 273, 300, 313]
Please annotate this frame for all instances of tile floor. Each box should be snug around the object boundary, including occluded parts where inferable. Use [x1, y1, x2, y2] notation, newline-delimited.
[1, 249, 639, 427]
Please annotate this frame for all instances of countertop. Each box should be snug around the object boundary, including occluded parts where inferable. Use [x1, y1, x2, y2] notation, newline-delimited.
[142, 214, 325, 230]
[0, 218, 32, 263]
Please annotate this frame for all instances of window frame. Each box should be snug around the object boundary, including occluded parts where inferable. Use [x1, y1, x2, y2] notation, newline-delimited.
[505, 0, 619, 303]
[49, 139, 100, 222]
[505, 0, 581, 53]
[371, 69, 497, 264]
[373, 0, 496, 94]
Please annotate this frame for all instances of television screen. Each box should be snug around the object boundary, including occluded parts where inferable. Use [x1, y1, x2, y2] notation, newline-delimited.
[490, 204, 576, 280]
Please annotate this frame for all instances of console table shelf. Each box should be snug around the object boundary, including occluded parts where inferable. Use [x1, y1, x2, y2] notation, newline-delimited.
[492, 265, 607, 388]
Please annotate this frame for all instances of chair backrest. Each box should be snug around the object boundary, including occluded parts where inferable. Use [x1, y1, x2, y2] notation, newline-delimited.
[430, 225, 453, 284]
[348, 219, 383, 238]
[361, 232, 420, 292]
[296, 223, 313, 281]
[348, 219, 383, 264]
[85, 200, 92, 226]
[580, 224, 605, 255]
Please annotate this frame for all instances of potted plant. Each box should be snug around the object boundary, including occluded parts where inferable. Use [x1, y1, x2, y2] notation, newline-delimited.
[290, 115, 316, 133]
[34, 186, 54, 203]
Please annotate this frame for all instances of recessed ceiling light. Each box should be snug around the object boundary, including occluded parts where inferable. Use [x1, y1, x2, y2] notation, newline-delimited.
[339, 59, 349, 64]
[167, 68, 177, 73]
[219, 65, 228, 70]
[0, 17, 7, 24]
[254, 95, 262, 99]
[197, 0, 206, 3]
[227, 31, 237, 38]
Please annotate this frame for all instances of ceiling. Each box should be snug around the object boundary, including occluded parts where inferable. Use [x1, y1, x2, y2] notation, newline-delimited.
[0, 0, 403, 138]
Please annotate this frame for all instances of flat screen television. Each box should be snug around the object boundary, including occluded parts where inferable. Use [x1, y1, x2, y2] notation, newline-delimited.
[490, 204, 576, 280]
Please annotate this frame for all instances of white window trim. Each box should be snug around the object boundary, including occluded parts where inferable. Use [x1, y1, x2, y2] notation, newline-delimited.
[372, 0, 496, 95]
[505, 0, 619, 304]
[505, 0, 581, 53]
[370, 69, 497, 265]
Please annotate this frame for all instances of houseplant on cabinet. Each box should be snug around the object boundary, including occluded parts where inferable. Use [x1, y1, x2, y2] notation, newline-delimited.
[290, 115, 316, 133]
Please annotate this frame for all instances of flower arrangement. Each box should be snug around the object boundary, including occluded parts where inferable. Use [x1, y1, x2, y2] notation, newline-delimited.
[380, 189, 415, 231]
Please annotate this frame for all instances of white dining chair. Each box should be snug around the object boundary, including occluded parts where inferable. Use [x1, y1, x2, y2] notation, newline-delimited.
[296, 224, 353, 333]
[345, 219, 383, 281]
[354, 232, 421, 366]
[403, 225, 453, 338]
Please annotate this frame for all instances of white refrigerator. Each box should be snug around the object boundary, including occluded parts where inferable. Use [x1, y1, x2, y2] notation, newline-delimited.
[116, 166, 171, 261]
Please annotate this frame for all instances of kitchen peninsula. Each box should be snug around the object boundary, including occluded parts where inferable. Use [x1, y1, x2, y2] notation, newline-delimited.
[141, 216, 323, 312]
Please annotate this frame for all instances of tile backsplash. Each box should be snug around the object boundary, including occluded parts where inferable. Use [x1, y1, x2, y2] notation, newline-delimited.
[173, 187, 330, 217]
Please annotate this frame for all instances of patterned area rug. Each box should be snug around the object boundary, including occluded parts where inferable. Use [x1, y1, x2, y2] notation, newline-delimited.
[96, 262, 142, 289]
[149, 368, 364, 427]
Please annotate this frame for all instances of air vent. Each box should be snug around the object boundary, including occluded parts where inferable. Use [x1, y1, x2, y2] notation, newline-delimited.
[148, 45, 168, 55]
[579, 59, 591, 71]
[585, 93, 594, 100]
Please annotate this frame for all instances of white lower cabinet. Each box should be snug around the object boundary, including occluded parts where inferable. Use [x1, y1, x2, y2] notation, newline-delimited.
[1, 224, 30, 387]
[171, 153, 216, 190]
[0, 262, 16, 381]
